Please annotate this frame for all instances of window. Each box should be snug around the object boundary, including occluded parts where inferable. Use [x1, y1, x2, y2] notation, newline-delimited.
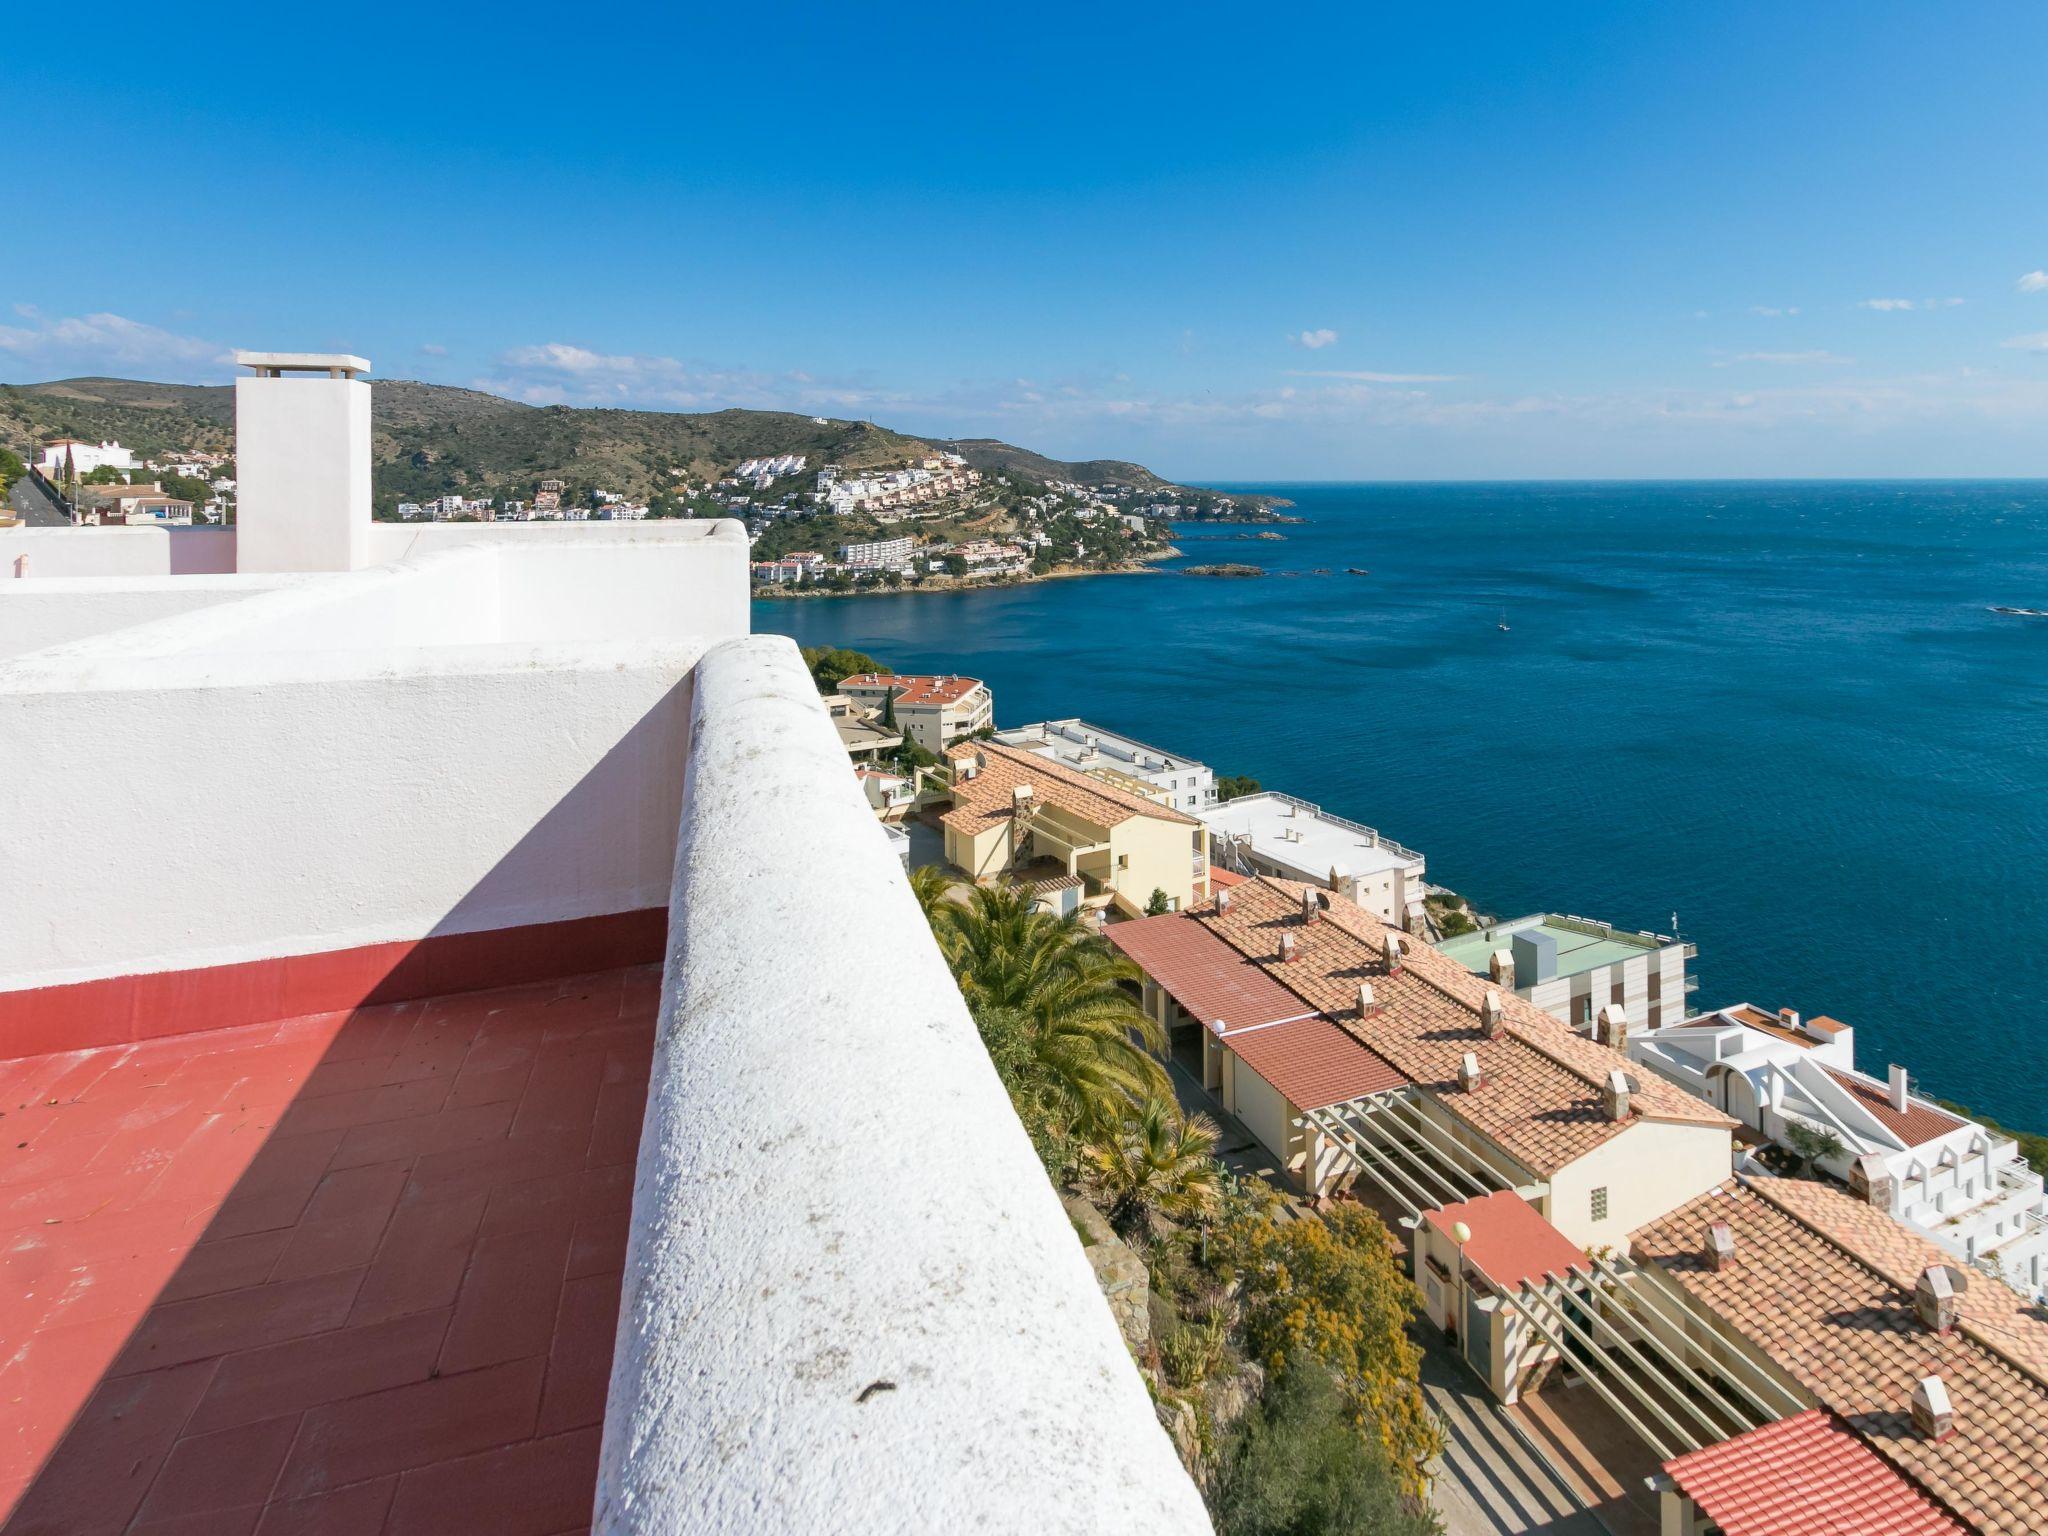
[1590, 1187, 1609, 1222]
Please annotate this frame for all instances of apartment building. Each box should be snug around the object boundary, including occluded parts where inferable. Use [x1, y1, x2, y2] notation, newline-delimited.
[943, 738, 1208, 916]
[996, 719, 1216, 813]
[1200, 791, 1427, 929]
[838, 535, 914, 568]
[839, 671, 993, 751]
[1435, 912, 1696, 1031]
[1630, 1003, 2048, 1299]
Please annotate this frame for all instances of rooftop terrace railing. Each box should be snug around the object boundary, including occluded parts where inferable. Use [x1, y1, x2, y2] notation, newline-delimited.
[595, 637, 1210, 1535]
[1248, 791, 1426, 864]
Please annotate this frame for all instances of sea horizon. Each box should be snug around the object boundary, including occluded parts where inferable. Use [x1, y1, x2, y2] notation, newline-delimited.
[761, 477, 2048, 1132]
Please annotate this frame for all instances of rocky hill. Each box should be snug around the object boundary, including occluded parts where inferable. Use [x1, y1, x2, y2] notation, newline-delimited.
[0, 376, 1246, 511]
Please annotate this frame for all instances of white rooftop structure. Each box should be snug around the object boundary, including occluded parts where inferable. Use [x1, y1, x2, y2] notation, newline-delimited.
[1200, 790, 1426, 929]
[0, 350, 1209, 1534]
[996, 718, 1214, 813]
[1630, 1004, 2048, 1300]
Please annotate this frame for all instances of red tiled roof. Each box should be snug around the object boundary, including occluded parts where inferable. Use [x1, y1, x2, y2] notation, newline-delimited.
[944, 739, 1200, 834]
[1207, 866, 1247, 888]
[1224, 1016, 1408, 1112]
[1662, 1410, 1968, 1536]
[1107, 914, 1304, 1032]
[1423, 1190, 1587, 1292]
[1824, 1068, 1968, 1147]
[841, 672, 985, 708]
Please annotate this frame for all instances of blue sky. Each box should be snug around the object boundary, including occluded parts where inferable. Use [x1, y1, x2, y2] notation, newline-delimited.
[7, 0, 2048, 479]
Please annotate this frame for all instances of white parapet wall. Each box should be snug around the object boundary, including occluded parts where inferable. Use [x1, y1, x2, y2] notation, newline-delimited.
[598, 636, 1211, 1535]
[0, 529, 751, 991]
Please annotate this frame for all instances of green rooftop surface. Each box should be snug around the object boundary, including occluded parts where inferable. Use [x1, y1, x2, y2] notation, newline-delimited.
[1436, 917, 1655, 981]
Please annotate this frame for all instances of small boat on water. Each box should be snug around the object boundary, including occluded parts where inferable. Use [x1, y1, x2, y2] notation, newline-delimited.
[1988, 606, 2048, 618]
[1497, 608, 1511, 632]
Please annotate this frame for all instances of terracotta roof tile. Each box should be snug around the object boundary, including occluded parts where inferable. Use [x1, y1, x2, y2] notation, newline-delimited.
[1824, 1067, 1969, 1148]
[943, 739, 1200, 836]
[1106, 915, 1304, 1033]
[1223, 1016, 1409, 1112]
[1662, 1410, 1968, 1536]
[1185, 877, 1729, 1177]
[841, 672, 985, 708]
[1633, 1177, 2048, 1536]
[1423, 1190, 1587, 1292]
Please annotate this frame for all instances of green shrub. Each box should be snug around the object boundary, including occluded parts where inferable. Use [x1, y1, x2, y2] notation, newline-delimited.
[1211, 1362, 1441, 1536]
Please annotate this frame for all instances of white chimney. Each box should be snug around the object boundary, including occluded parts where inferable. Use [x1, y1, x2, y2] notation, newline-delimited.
[1357, 982, 1377, 1017]
[1911, 1375, 1954, 1441]
[1602, 1068, 1634, 1121]
[1778, 1007, 1801, 1033]
[1278, 933, 1298, 963]
[1385, 933, 1405, 974]
[1300, 887, 1320, 924]
[1888, 1064, 1910, 1113]
[1458, 1052, 1483, 1093]
[1597, 1002, 1629, 1052]
[1214, 888, 1231, 914]
[1480, 990, 1506, 1039]
[1705, 1222, 1736, 1271]
[1488, 949, 1515, 987]
[233, 351, 373, 574]
[1915, 1265, 1962, 1335]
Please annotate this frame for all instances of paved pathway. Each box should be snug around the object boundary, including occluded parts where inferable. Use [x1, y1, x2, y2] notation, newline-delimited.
[1422, 1347, 1608, 1536]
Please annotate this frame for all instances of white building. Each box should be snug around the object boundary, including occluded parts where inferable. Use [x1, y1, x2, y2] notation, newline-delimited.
[996, 719, 1214, 814]
[840, 672, 993, 751]
[1199, 791, 1426, 929]
[839, 535, 914, 568]
[38, 438, 137, 477]
[1629, 1003, 2048, 1299]
[1435, 913, 1696, 1031]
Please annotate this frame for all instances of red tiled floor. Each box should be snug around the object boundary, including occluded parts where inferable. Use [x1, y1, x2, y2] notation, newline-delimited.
[0, 966, 656, 1535]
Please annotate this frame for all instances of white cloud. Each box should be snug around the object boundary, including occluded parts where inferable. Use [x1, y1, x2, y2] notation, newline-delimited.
[1715, 351, 1853, 367]
[1749, 305, 1801, 317]
[1858, 297, 1964, 312]
[419, 343, 448, 356]
[1294, 328, 1339, 350]
[1286, 368, 1462, 383]
[0, 306, 230, 372]
[483, 342, 907, 413]
[2019, 271, 2048, 294]
[2001, 331, 2048, 352]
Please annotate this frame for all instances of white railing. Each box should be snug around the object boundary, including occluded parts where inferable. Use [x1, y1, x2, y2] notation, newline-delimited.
[596, 637, 1209, 1535]
[1259, 790, 1425, 864]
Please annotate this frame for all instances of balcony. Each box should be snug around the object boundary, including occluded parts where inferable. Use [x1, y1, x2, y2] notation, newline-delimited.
[3, 424, 1206, 1533]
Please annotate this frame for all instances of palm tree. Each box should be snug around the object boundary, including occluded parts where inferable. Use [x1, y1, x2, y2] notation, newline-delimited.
[940, 884, 1168, 1131]
[907, 863, 957, 934]
[1084, 1096, 1223, 1239]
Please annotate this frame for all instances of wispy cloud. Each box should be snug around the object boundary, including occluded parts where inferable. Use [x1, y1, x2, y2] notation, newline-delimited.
[0, 305, 231, 372]
[483, 341, 905, 413]
[1749, 305, 1801, 317]
[419, 343, 448, 356]
[1714, 350, 1853, 367]
[1286, 368, 1463, 383]
[2019, 271, 2048, 295]
[2000, 331, 2048, 353]
[1858, 297, 1964, 312]
[1294, 328, 1339, 350]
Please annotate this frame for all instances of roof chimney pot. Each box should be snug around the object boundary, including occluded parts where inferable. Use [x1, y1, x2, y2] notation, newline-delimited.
[1915, 1265, 1962, 1335]
[1597, 1002, 1629, 1052]
[1480, 990, 1506, 1039]
[1888, 1064, 1910, 1114]
[1779, 1007, 1801, 1032]
[1385, 933, 1405, 974]
[1278, 932, 1298, 964]
[1357, 982, 1377, 1018]
[1849, 1152, 1894, 1209]
[1911, 1375, 1954, 1441]
[1602, 1068, 1635, 1121]
[1458, 1052, 1483, 1093]
[1326, 863, 1349, 893]
[1489, 949, 1515, 987]
[1705, 1221, 1736, 1271]
[1214, 888, 1231, 914]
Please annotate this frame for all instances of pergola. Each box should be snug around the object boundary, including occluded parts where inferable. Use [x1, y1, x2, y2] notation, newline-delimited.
[1300, 1087, 1806, 1461]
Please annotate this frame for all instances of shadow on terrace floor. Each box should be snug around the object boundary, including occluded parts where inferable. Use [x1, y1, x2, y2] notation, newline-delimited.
[0, 963, 660, 1536]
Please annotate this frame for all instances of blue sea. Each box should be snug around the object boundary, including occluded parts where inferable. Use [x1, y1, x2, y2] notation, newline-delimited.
[755, 482, 2048, 1131]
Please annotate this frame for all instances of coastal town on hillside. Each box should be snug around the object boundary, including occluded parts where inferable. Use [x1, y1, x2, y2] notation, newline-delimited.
[7, 361, 2048, 1536]
[1, 424, 1267, 594]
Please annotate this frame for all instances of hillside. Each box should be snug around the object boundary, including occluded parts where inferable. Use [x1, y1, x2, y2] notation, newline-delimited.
[0, 375, 1250, 511]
